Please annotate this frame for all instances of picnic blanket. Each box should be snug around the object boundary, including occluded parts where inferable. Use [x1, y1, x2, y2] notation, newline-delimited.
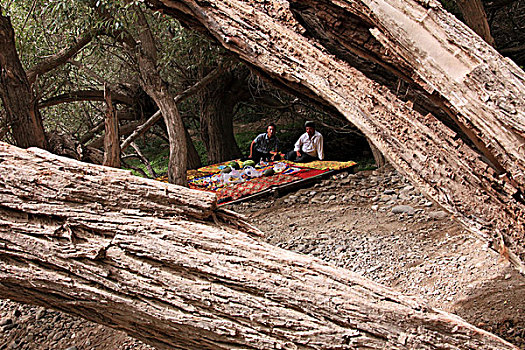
[157, 159, 356, 204]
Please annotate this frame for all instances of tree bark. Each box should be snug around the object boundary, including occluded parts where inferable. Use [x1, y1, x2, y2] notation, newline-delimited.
[199, 68, 248, 164]
[185, 125, 202, 170]
[148, 0, 525, 273]
[0, 13, 48, 150]
[119, 63, 227, 152]
[367, 137, 387, 168]
[456, 0, 495, 47]
[134, 7, 188, 185]
[103, 86, 121, 168]
[88, 120, 143, 149]
[0, 142, 518, 350]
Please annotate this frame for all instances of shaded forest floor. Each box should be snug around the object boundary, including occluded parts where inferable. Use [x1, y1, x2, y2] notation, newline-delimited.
[1, 164, 524, 349]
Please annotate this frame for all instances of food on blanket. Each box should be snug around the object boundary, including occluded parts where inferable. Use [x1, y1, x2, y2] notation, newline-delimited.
[244, 166, 262, 178]
[263, 168, 275, 176]
[273, 162, 287, 173]
[242, 160, 255, 168]
[221, 166, 232, 174]
[224, 171, 243, 184]
[228, 161, 240, 170]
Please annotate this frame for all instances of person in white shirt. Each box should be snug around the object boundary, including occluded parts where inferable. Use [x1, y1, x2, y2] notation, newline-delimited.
[285, 121, 324, 163]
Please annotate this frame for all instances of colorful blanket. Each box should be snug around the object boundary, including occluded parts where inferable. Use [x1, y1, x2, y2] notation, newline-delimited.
[218, 173, 297, 202]
[157, 159, 356, 204]
[281, 160, 357, 170]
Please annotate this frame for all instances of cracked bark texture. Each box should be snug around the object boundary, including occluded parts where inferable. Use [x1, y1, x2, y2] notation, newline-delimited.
[0, 142, 518, 349]
[147, 0, 525, 273]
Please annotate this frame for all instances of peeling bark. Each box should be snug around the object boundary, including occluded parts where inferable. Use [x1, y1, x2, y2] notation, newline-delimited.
[103, 86, 121, 168]
[0, 142, 518, 349]
[148, 0, 525, 272]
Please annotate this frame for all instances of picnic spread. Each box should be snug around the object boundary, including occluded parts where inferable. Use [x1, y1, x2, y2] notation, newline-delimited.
[159, 158, 357, 205]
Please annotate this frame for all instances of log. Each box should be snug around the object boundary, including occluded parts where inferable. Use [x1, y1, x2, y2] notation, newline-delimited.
[0, 142, 517, 349]
[148, 0, 525, 273]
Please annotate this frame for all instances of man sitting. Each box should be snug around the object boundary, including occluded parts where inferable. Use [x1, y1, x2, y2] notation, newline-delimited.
[285, 121, 324, 163]
[249, 123, 280, 164]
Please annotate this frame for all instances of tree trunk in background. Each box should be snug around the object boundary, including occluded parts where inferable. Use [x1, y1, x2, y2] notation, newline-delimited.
[138, 60, 187, 185]
[0, 13, 48, 150]
[367, 137, 386, 168]
[185, 126, 202, 169]
[456, 0, 495, 46]
[199, 68, 248, 164]
[135, 7, 187, 185]
[0, 142, 517, 350]
[102, 86, 121, 168]
[150, 0, 525, 273]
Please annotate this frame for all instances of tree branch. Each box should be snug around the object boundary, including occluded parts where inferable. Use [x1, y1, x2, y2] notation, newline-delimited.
[120, 62, 229, 151]
[130, 141, 158, 178]
[26, 31, 97, 85]
[38, 90, 134, 108]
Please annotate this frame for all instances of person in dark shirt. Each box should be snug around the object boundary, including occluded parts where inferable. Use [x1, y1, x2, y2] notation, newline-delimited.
[249, 123, 280, 163]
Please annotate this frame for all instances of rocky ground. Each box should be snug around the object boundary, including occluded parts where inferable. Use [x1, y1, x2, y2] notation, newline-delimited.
[1, 165, 524, 349]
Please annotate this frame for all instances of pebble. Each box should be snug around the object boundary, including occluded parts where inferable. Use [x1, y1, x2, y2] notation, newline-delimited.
[428, 211, 448, 220]
[392, 205, 415, 215]
[0, 318, 13, 326]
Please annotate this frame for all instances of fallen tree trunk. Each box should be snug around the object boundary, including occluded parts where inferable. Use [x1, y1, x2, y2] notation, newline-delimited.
[0, 142, 517, 349]
[148, 0, 525, 272]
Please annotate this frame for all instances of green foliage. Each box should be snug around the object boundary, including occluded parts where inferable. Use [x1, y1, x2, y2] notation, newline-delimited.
[234, 131, 258, 157]
[1, 0, 367, 176]
[124, 137, 170, 177]
[192, 139, 208, 166]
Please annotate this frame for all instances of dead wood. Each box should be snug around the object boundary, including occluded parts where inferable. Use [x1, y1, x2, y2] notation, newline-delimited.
[0, 142, 518, 349]
[148, 0, 525, 273]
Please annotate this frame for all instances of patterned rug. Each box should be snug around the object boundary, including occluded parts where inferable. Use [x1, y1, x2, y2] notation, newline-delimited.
[157, 159, 356, 204]
[217, 173, 298, 202]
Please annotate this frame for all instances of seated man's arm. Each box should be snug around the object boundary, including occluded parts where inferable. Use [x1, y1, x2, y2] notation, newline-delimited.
[294, 136, 302, 157]
[249, 139, 256, 158]
[270, 138, 280, 159]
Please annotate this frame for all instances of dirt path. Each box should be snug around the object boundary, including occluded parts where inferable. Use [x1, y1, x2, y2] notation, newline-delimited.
[1, 166, 523, 349]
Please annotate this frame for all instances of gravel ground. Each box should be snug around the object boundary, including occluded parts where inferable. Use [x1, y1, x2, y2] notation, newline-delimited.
[1, 165, 524, 349]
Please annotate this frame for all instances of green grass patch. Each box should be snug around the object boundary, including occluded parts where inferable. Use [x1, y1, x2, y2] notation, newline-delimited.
[235, 131, 259, 157]
[123, 137, 170, 178]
